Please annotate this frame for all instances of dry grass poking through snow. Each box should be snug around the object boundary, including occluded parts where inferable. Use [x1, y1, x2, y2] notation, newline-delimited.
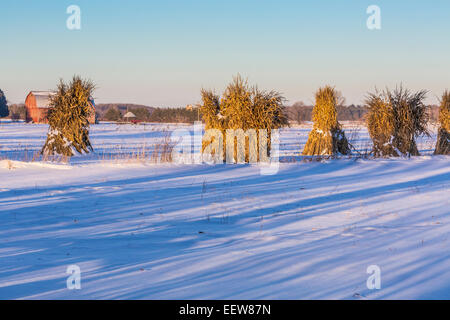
[0, 122, 440, 165]
[0, 136, 175, 165]
[97, 135, 175, 164]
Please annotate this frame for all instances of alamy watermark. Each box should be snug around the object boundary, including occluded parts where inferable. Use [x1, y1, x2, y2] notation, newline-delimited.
[366, 265, 381, 290]
[66, 264, 81, 290]
[171, 122, 280, 175]
[366, 5, 381, 30]
[66, 5, 81, 30]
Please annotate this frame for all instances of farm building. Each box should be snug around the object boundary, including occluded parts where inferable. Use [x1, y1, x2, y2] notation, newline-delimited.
[25, 91, 96, 124]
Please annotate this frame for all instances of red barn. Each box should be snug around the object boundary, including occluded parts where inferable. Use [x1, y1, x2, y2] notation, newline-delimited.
[25, 91, 96, 124]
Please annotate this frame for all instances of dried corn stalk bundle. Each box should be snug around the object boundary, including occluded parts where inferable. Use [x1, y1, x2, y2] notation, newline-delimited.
[366, 93, 397, 157]
[42, 76, 95, 157]
[366, 86, 429, 157]
[200, 75, 288, 163]
[434, 91, 450, 155]
[302, 86, 350, 156]
[199, 89, 225, 159]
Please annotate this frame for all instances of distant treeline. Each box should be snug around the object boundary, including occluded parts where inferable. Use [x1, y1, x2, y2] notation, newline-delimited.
[95, 104, 155, 121]
[100, 104, 373, 124]
[147, 107, 200, 123]
[286, 102, 440, 123]
[6, 104, 26, 120]
[98, 104, 200, 123]
[287, 103, 369, 123]
[96, 102, 442, 124]
[2, 102, 440, 124]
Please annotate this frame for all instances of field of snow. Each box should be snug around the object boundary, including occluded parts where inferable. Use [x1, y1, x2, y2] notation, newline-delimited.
[0, 122, 448, 299]
[0, 121, 439, 162]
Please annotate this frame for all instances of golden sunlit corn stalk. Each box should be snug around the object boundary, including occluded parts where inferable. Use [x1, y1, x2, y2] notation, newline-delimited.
[200, 75, 288, 163]
[366, 86, 429, 157]
[42, 76, 96, 157]
[302, 86, 350, 156]
[434, 90, 450, 155]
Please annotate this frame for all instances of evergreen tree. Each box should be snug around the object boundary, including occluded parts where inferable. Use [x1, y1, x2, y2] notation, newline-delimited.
[302, 86, 350, 156]
[0, 89, 9, 118]
[130, 107, 151, 121]
[146, 107, 198, 123]
[434, 91, 450, 155]
[42, 76, 95, 157]
[104, 107, 122, 121]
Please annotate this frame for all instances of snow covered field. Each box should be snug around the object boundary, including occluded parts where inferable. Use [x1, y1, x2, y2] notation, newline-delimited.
[0, 121, 439, 162]
[0, 122, 448, 299]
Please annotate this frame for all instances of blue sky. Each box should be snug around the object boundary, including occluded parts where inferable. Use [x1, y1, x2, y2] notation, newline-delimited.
[2, 0, 450, 106]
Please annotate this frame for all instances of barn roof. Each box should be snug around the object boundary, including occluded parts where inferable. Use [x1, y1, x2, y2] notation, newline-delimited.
[29, 91, 56, 109]
[27, 91, 96, 110]
[28, 91, 95, 109]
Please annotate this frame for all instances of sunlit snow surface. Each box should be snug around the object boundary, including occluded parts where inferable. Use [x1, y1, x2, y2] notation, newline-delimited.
[0, 122, 448, 299]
